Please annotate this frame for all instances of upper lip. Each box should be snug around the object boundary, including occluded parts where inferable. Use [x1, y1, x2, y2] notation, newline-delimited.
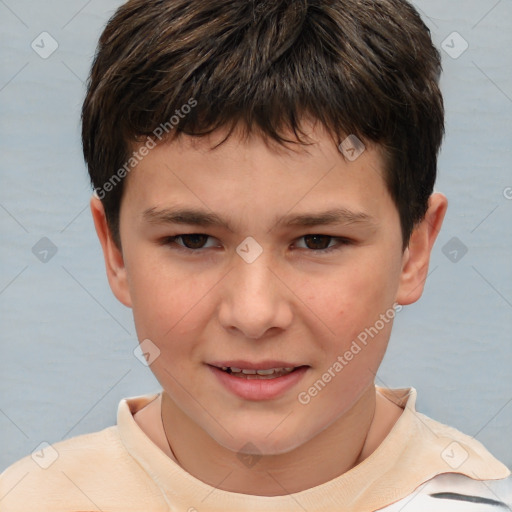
[209, 360, 305, 370]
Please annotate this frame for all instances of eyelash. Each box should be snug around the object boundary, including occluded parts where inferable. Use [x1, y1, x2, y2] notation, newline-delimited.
[160, 234, 353, 255]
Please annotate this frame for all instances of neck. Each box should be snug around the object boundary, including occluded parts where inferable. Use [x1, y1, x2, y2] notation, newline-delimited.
[160, 385, 399, 496]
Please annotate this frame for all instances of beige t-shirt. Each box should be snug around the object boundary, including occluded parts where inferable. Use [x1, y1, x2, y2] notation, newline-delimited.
[1, 387, 510, 511]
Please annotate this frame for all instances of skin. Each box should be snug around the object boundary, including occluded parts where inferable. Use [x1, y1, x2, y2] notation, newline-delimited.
[91, 121, 447, 496]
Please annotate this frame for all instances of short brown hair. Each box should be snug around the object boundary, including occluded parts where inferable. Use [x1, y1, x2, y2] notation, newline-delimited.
[82, 0, 444, 248]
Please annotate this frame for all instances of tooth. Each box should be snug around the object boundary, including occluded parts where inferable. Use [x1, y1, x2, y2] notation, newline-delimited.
[284, 367, 294, 371]
[230, 367, 242, 373]
[221, 366, 228, 371]
[241, 369, 257, 375]
[256, 369, 276, 375]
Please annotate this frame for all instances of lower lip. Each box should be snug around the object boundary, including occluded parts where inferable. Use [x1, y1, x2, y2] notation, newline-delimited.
[208, 365, 309, 401]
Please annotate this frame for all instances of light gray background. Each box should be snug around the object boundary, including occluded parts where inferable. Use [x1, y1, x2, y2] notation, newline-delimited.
[0, 0, 511, 473]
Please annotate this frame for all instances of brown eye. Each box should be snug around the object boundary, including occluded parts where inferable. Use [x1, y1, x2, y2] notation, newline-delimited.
[160, 233, 220, 254]
[294, 235, 352, 254]
[176, 234, 210, 249]
[303, 235, 333, 250]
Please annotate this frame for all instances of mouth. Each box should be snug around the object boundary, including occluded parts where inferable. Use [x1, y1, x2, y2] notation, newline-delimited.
[207, 361, 310, 401]
[215, 366, 304, 379]
[207, 362, 310, 400]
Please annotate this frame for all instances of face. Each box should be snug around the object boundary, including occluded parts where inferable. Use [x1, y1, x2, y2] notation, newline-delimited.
[97, 122, 424, 456]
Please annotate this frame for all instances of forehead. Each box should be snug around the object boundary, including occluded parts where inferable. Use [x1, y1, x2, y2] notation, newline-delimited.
[121, 122, 396, 232]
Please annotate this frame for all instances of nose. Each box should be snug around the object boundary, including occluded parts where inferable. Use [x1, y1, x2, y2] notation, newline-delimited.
[217, 248, 293, 340]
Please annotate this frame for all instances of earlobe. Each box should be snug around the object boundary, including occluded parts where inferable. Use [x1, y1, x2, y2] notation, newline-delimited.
[396, 193, 448, 305]
[90, 195, 132, 308]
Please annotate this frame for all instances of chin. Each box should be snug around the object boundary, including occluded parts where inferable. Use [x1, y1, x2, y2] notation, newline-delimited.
[212, 421, 318, 457]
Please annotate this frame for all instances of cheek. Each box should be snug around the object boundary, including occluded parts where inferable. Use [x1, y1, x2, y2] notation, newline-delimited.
[126, 251, 212, 340]
[300, 258, 400, 377]
[307, 259, 397, 324]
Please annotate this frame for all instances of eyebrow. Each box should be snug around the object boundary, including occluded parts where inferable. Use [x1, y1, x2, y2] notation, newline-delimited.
[142, 206, 376, 231]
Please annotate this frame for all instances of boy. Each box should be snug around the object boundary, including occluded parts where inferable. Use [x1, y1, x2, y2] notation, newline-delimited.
[1, 0, 510, 510]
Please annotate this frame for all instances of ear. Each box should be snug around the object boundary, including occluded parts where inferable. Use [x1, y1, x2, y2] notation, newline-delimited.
[396, 193, 448, 305]
[90, 195, 132, 308]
